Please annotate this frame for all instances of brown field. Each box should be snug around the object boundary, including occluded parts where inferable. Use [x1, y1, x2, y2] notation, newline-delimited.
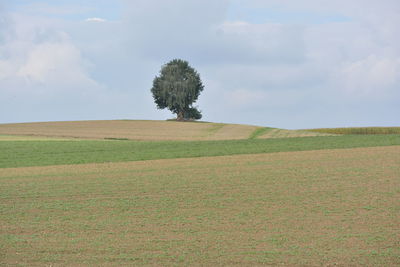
[0, 120, 259, 141]
[0, 120, 333, 141]
[1, 146, 399, 266]
[0, 135, 72, 141]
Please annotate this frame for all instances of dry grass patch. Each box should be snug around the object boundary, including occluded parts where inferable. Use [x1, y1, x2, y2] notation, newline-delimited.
[258, 128, 336, 138]
[309, 127, 400, 135]
[212, 123, 259, 140]
[0, 120, 258, 141]
[1, 146, 399, 266]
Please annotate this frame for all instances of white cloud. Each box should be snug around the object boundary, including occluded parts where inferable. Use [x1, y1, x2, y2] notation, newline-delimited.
[86, 17, 106, 23]
[17, 42, 89, 84]
[336, 55, 400, 97]
[0, 13, 99, 93]
[0, 11, 120, 122]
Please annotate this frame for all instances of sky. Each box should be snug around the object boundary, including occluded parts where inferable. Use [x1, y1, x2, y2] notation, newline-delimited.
[0, 0, 399, 129]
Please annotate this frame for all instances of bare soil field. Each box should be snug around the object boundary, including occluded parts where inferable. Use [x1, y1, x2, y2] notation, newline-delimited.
[1, 146, 399, 266]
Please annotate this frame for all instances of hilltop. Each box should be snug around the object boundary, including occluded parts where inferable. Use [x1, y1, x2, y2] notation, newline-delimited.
[0, 120, 331, 141]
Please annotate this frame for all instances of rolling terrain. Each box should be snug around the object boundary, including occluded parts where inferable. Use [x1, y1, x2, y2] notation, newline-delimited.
[1, 120, 399, 266]
[0, 120, 332, 141]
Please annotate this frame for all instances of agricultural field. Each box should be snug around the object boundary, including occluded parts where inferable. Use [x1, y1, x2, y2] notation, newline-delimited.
[0, 120, 330, 141]
[1, 120, 400, 266]
[0, 135, 72, 141]
[255, 128, 336, 139]
[0, 120, 258, 141]
[309, 127, 400, 135]
[1, 135, 400, 168]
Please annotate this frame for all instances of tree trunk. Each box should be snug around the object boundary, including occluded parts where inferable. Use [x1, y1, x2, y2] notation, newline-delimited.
[177, 111, 184, 121]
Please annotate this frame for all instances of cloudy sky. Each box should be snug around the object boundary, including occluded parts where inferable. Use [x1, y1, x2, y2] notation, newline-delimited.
[1, 0, 399, 129]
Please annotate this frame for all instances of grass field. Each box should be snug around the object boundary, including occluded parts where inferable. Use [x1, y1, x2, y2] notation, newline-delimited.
[1, 146, 399, 266]
[1, 120, 399, 266]
[1, 135, 400, 168]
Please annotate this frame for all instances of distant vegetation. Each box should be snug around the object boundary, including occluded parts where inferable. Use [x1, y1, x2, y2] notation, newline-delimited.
[151, 59, 204, 121]
[309, 127, 400, 135]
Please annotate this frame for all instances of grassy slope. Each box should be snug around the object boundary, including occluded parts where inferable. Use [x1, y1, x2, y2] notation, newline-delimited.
[1, 135, 400, 168]
[1, 146, 399, 266]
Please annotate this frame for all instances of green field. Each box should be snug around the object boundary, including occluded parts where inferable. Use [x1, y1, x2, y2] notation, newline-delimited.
[1, 135, 400, 168]
[1, 121, 399, 266]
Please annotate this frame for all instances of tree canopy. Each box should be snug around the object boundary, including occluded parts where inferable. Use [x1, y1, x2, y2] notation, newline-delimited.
[151, 59, 204, 121]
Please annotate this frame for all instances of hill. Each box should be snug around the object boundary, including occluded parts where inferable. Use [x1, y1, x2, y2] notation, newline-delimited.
[0, 120, 331, 141]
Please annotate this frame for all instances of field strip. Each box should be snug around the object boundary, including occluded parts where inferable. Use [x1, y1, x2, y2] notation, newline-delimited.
[1, 134, 400, 168]
[0, 134, 76, 141]
[0, 120, 258, 141]
[1, 145, 399, 266]
[1, 145, 399, 178]
[308, 126, 400, 135]
[257, 128, 336, 138]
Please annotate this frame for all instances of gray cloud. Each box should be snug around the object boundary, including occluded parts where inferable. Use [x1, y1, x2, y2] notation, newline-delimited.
[120, 0, 306, 66]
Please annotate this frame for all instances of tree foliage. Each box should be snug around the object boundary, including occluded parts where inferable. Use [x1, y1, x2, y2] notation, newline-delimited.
[151, 59, 204, 121]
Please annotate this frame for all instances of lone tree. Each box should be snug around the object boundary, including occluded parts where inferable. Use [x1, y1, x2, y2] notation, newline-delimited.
[151, 59, 204, 121]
